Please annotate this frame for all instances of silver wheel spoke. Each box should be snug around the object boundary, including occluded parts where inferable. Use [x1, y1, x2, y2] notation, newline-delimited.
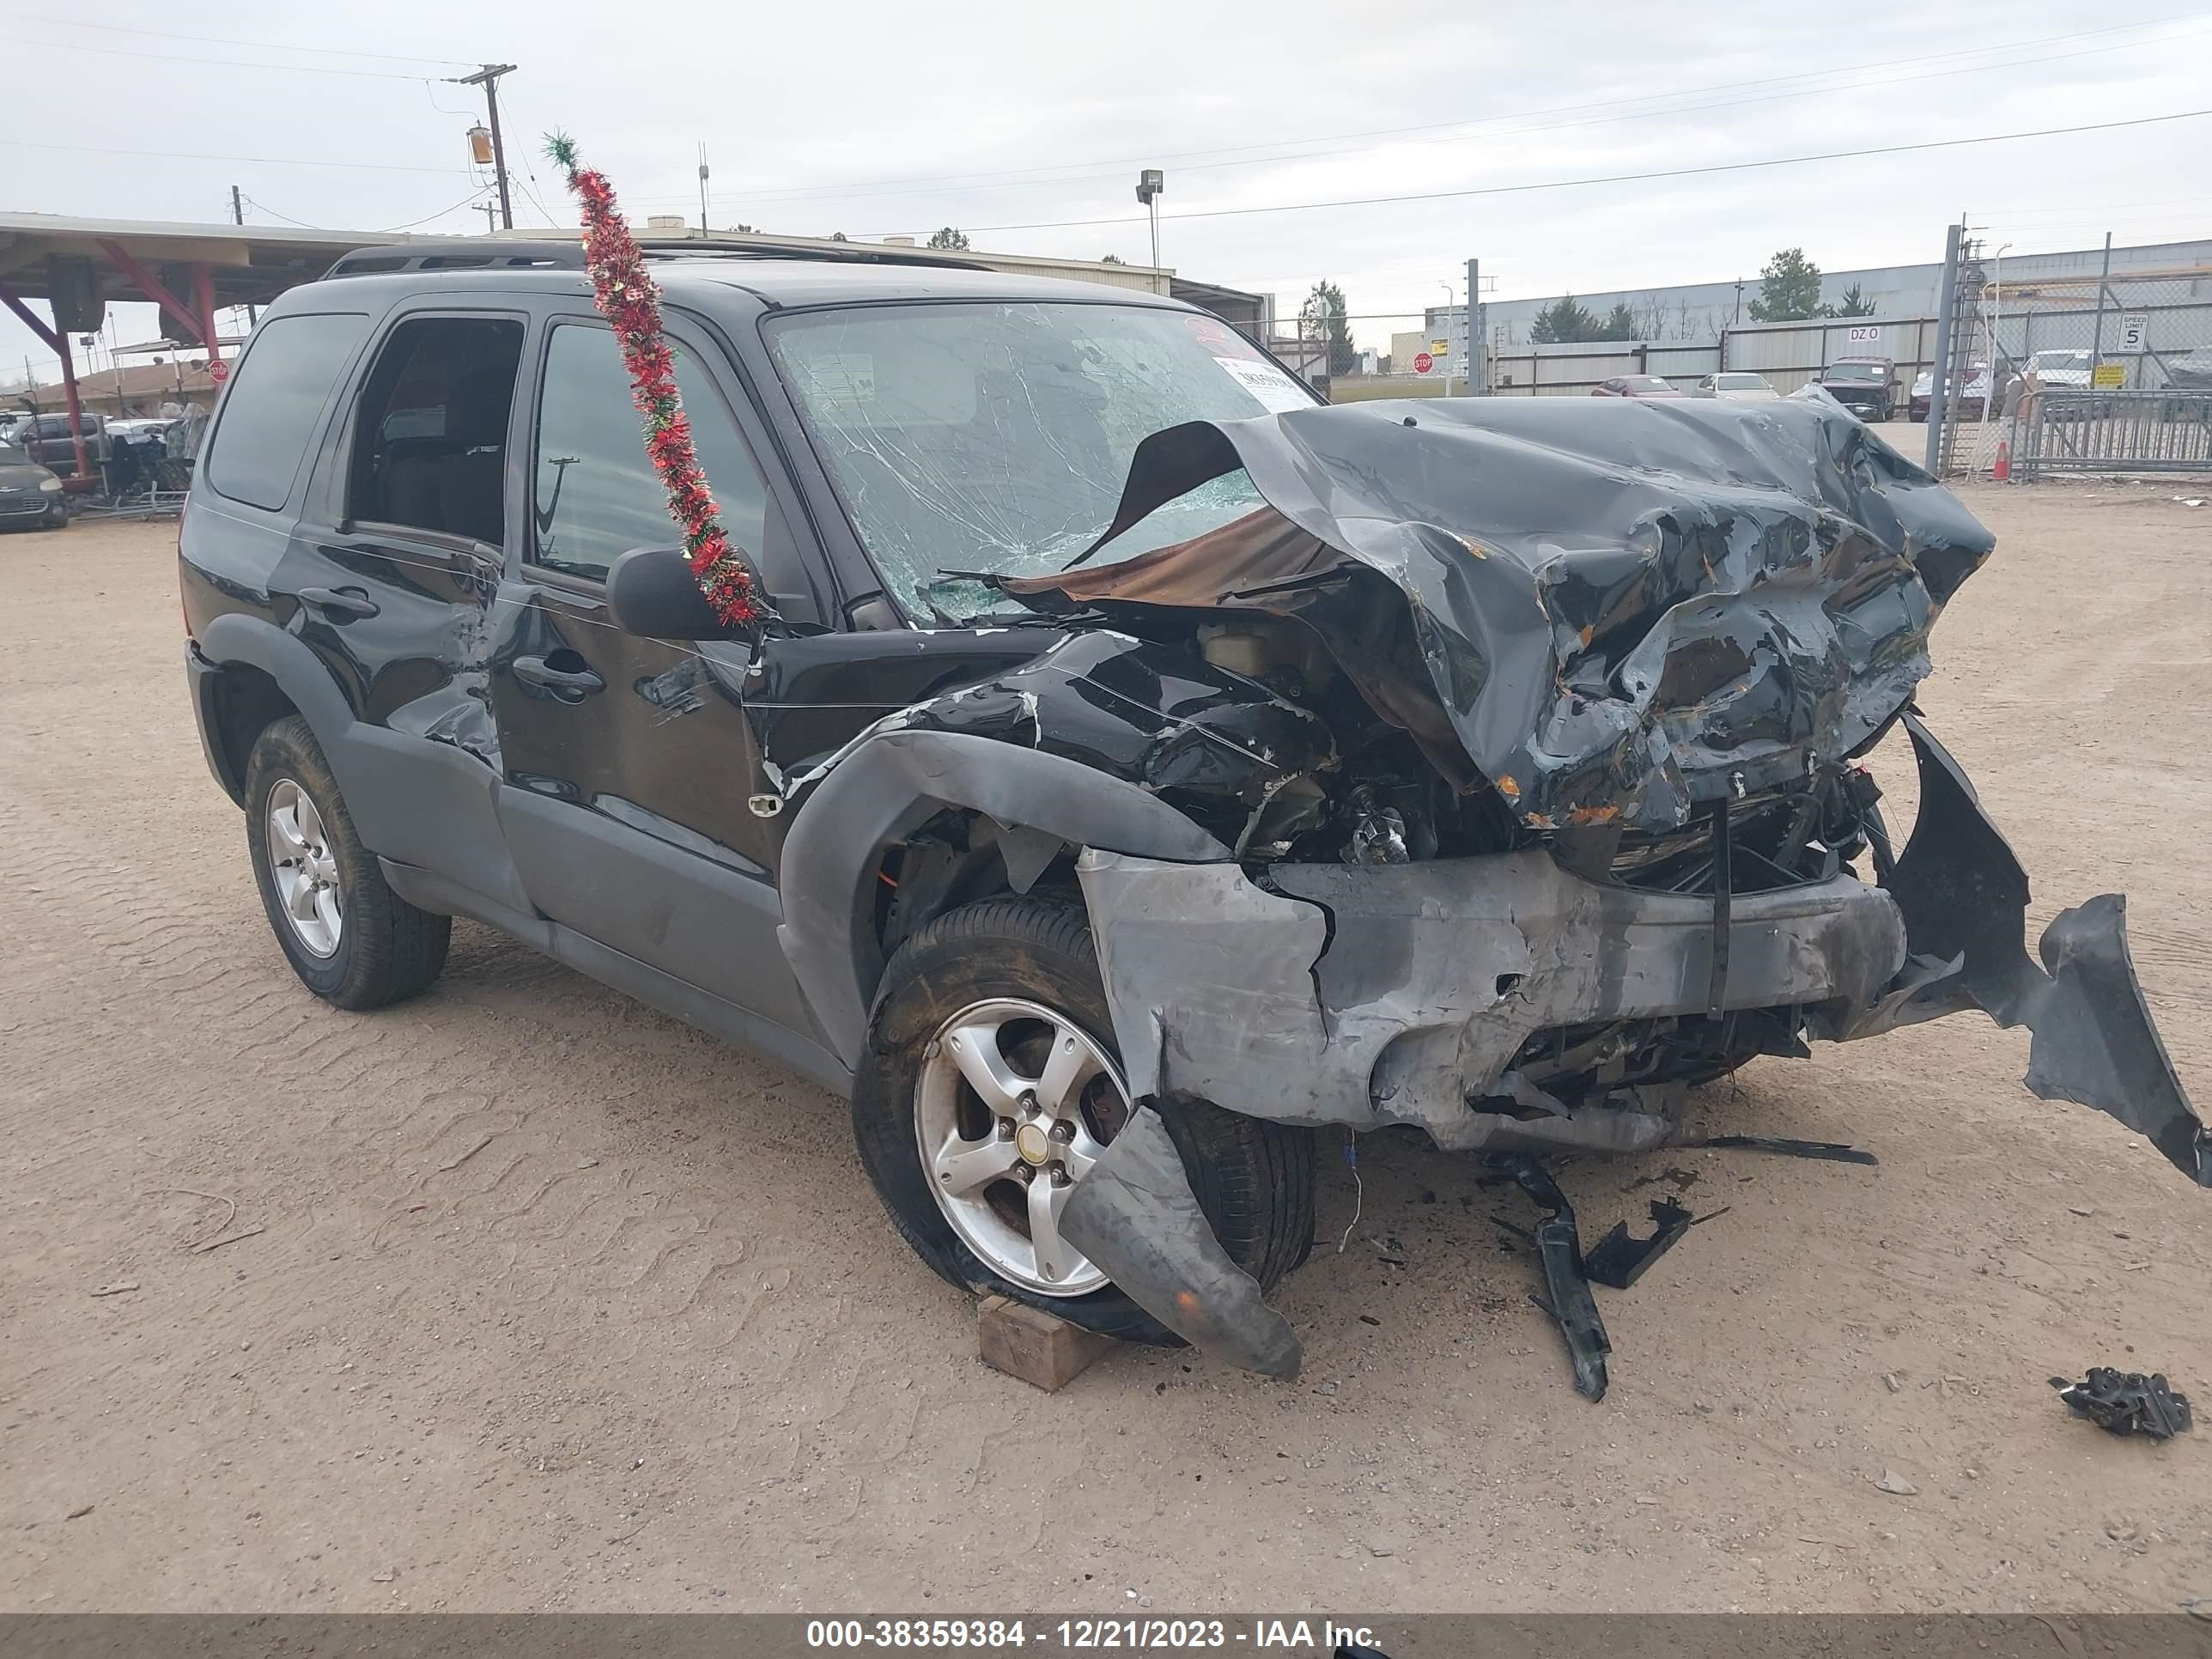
[941, 1019, 1031, 1116]
[1036, 1028, 1099, 1115]
[1027, 1176, 1079, 1286]
[313, 884, 343, 938]
[270, 804, 310, 860]
[1058, 1121, 1104, 1182]
[933, 1129, 1020, 1198]
[286, 873, 321, 923]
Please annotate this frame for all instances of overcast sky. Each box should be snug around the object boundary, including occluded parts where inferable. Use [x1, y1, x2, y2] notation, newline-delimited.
[5, 0, 2211, 382]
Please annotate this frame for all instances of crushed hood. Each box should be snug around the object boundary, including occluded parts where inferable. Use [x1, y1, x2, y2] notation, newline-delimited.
[1006, 398, 1995, 832]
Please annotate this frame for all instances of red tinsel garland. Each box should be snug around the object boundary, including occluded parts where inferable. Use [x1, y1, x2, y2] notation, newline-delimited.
[545, 133, 771, 627]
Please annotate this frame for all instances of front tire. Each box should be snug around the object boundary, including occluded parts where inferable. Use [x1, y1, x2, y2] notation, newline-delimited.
[42, 500, 67, 528]
[852, 892, 1316, 1346]
[245, 715, 449, 1009]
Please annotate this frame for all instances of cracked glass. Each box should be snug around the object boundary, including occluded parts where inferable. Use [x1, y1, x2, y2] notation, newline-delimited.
[765, 301, 1315, 618]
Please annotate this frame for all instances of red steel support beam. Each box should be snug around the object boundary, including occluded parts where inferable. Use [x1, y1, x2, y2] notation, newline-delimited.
[191, 263, 223, 369]
[97, 239, 208, 349]
[0, 280, 90, 480]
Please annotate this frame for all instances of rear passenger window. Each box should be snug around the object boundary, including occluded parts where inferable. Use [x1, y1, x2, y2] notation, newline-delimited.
[347, 316, 524, 545]
[530, 323, 770, 582]
[202, 313, 369, 511]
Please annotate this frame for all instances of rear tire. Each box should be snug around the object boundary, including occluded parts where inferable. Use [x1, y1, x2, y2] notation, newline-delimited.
[852, 891, 1316, 1346]
[245, 715, 449, 1009]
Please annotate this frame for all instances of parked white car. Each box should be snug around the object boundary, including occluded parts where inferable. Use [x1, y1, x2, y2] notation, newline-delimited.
[1692, 372, 1779, 401]
[2028, 349, 2096, 392]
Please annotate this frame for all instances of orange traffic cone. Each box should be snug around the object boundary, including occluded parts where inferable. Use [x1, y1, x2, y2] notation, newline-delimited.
[1992, 440, 2011, 482]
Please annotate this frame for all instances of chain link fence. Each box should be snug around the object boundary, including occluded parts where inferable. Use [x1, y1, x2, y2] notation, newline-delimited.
[1937, 235, 2212, 477]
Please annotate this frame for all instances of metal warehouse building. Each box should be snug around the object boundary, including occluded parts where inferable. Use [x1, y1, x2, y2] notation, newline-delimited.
[1443, 237, 2212, 348]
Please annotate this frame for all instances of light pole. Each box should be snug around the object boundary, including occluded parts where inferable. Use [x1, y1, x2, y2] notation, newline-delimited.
[1438, 281, 1456, 392]
[1134, 169, 1164, 272]
[1989, 242, 2012, 412]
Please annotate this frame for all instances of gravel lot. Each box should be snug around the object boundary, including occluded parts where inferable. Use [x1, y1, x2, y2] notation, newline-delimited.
[3, 484, 2208, 1613]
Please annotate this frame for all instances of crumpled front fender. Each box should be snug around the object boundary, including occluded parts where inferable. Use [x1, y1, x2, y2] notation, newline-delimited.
[1817, 714, 2209, 1186]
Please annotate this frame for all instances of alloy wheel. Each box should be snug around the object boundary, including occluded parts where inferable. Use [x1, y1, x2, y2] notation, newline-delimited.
[266, 778, 343, 958]
[913, 997, 1129, 1297]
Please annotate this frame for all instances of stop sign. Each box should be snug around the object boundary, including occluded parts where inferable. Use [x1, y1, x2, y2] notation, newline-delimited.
[208, 358, 229, 384]
[1413, 350, 1434, 374]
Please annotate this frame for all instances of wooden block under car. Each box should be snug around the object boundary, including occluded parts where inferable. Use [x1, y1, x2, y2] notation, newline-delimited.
[977, 1294, 1118, 1390]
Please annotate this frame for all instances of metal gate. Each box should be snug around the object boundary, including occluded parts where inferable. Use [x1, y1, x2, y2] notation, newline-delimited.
[2016, 390, 2212, 477]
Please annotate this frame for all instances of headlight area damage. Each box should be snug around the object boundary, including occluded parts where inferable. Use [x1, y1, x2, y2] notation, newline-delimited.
[773, 398, 2206, 1379]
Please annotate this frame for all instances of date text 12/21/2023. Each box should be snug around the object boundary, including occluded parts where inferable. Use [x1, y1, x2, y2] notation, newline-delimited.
[803, 1619, 1385, 1651]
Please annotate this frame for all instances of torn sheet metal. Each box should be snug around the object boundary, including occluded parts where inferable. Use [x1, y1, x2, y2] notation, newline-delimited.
[1819, 715, 2211, 1186]
[1009, 398, 1995, 832]
[1504, 1157, 1610, 1401]
[1075, 846, 1904, 1150]
[1055, 1103, 1301, 1378]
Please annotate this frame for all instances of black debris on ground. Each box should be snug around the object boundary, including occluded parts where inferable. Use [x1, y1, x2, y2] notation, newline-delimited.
[1583, 1196, 1697, 1290]
[2051, 1369, 2194, 1440]
[1501, 1155, 1611, 1402]
[1686, 1134, 1879, 1165]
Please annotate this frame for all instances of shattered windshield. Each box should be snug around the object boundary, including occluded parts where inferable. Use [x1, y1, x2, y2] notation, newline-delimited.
[764, 301, 1316, 618]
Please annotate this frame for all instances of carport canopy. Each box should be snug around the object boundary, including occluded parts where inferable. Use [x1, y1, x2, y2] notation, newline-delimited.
[0, 213, 424, 479]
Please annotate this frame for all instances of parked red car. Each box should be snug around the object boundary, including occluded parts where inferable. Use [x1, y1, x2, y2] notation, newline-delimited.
[1592, 375, 1683, 398]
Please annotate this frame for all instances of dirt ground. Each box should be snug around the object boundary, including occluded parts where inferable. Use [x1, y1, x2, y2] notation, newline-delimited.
[3, 486, 2208, 1614]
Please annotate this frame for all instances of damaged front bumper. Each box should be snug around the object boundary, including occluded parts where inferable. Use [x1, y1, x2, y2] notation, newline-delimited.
[1074, 850, 1907, 1156]
[1061, 716, 2207, 1377]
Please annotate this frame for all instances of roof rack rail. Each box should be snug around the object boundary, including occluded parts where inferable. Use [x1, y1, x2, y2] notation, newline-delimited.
[320, 235, 986, 282]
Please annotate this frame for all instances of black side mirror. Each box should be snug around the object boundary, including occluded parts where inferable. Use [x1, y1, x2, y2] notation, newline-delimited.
[606, 546, 757, 641]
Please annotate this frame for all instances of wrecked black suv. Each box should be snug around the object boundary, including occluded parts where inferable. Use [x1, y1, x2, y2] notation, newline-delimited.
[182, 240, 2208, 1378]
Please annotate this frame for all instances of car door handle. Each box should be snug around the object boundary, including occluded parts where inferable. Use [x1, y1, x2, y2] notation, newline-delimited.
[512, 653, 606, 702]
[297, 586, 380, 619]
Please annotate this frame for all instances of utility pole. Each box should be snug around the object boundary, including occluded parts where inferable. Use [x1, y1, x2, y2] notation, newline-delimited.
[697, 143, 711, 237]
[451, 64, 518, 230]
[232, 184, 258, 325]
[481, 202, 501, 234]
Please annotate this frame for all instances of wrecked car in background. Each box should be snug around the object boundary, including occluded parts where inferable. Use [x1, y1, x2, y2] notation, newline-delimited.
[181, 246, 2207, 1387]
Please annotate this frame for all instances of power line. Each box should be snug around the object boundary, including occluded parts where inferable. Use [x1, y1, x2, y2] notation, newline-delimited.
[0, 137, 469, 176]
[243, 190, 496, 234]
[1, 33, 441, 79]
[859, 108, 2212, 239]
[629, 10, 2209, 209]
[7, 12, 476, 68]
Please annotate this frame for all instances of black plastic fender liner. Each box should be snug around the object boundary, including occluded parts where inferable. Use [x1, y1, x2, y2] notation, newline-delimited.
[1055, 1103, 1303, 1379]
[1872, 714, 2210, 1186]
[774, 728, 1231, 1073]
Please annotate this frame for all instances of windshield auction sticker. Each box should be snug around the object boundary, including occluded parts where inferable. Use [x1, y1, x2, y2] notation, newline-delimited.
[1213, 356, 1312, 412]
